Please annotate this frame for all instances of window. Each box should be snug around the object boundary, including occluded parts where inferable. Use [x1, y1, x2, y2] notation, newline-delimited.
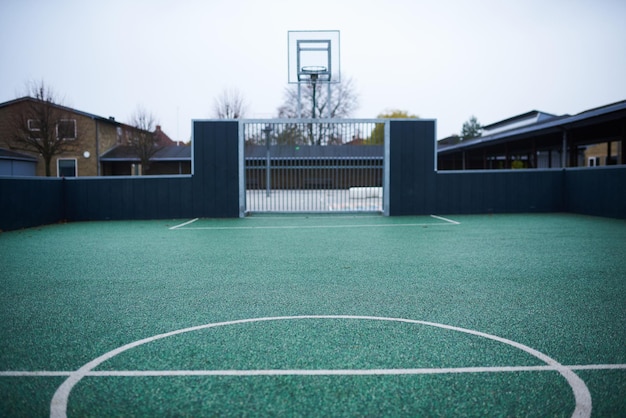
[28, 119, 41, 131]
[58, 159, 76, 177]
[27, 119, 42, 139]
[57, 119, 76, 140]
[588, 157, 600, 167]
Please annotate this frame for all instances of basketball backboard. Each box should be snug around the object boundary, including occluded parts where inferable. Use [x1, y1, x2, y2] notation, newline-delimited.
[288, 30, 340, 84]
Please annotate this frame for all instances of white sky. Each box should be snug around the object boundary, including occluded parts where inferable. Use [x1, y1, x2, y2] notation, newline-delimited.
[1, 0, 625, 142]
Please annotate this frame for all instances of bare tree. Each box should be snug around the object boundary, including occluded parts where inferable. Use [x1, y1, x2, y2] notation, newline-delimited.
[273, 77, 358, 145]
[5, 80, 80, 176]
[277, 76, 359, 120]
[212, 88, 247, 119]
[127, 106, 160, 174]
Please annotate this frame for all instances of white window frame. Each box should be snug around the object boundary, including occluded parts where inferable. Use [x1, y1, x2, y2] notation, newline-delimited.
[57, 158, 77, 177]
[27, 119, 41, 131]
[57, 119, 77, 140]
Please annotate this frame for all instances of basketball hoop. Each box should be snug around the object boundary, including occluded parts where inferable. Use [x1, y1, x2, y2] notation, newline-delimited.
[288, 31, 340, 117]
[299, 66, 329, 119]
[299, 66, 330, 82]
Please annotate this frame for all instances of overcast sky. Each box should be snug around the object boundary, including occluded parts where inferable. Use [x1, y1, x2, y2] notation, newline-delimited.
[1, 0, 625, 142]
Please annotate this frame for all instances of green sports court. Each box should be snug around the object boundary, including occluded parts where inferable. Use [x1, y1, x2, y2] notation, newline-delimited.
[1, 213, 625, 416]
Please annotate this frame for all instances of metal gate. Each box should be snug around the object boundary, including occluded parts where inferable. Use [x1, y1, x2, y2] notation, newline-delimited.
[240, 119, 389, 215]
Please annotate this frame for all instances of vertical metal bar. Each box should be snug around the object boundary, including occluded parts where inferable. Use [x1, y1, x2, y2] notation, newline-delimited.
[327, 82, 331, 119]
[285, 133, 289, 212]
[307, 148, 311, 212]
[340, 142, 345, 211]
[265, 126, 271, 198]
[311, 154, 320, 211]
[280, 153, 285, 212]
[383, 120, 390, 216]
[297, 83, 302, 119]
[291, 143, 295, 211]
[239, 121, 245, 216]
[314, 155, 318, 211]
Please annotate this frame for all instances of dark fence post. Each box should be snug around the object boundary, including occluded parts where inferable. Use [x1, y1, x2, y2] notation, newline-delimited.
[192, 120, 240, 218]
[388, 120, 437, 215]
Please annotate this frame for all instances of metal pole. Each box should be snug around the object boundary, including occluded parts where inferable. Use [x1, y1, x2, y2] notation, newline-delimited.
[297, 83, 302, 118]
[263, 125, 272, 197]
[327, 82, 331, 118]
[311, 78, 317, 119]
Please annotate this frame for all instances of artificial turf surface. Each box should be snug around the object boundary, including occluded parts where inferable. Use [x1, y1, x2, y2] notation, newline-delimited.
[1, 213, 625, 416]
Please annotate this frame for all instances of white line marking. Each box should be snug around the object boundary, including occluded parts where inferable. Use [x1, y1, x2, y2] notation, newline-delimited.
[430, 215, 461, 225]
[2, 363, 624, 378]
[175, 222, 456, 231]
[49, 315, 592, 418]
[66, 364, 623, 376]
[245, 215, 383, 220]
[0, 371, 73, 377]
[169, 218, 199, 230]
[86, 366, 556, 376]
[568, 364, 626, 371]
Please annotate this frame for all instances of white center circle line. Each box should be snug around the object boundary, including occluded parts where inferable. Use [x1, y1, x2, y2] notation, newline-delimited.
[49, 315, 592, 418]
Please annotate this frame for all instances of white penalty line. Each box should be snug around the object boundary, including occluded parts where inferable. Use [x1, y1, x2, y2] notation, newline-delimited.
[169, 215, 460, 231]
[4, 363, 625, 377]
[169, 218, 199, 230]
[430, 215, 461, 225]
[176, 223, 455, 231]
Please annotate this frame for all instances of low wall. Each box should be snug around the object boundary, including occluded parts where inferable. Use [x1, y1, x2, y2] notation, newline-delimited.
[0, 120, 624, 231]
[63, 176, 195, 222]
[435, 170, 565, 215]
[0, 177, 64, 231]
[565, 166, 626, 219]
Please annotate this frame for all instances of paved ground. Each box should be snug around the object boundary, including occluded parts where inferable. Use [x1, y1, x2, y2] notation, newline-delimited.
[246, 189, 383, 212]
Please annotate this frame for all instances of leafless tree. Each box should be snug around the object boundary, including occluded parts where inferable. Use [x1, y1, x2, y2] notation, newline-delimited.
[127, 106, 160, 174]
[5, 80, 80, 176]
[276, 76, 359, 145]
[212, 88, 248, 119]
[277, 76, 359, 120]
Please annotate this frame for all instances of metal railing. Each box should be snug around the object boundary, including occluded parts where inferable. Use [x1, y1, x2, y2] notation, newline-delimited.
[240, 119, 389, 214]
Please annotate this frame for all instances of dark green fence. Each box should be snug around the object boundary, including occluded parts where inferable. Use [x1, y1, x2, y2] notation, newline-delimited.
[565, 166, 626, 219]
[0, 120, 624, 231]
[0, 177, 64, 231]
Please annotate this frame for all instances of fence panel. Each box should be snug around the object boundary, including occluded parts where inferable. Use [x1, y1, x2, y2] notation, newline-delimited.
[242, 119, 387, 214]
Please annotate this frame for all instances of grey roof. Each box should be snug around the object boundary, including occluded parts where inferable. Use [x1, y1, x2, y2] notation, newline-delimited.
[100, 145, 191, 161]
[438, 100, 626, 154]
[482, 110, 559, 131]
[245, 144, 383, 160]
[0, 148, 37, 161]
[0, 97, 123, 126]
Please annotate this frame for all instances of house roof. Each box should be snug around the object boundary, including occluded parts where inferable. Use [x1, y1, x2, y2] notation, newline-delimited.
[245, 144, 384, 160]
[100, 145, 191, 161]
[0, 96, 124, 127]
[438, 100, 626, 154]
[0, 148, 38, 162]
[154, 125, 177, 146]
[1, 97, 179, 143]
[482, 110, 559, 132]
